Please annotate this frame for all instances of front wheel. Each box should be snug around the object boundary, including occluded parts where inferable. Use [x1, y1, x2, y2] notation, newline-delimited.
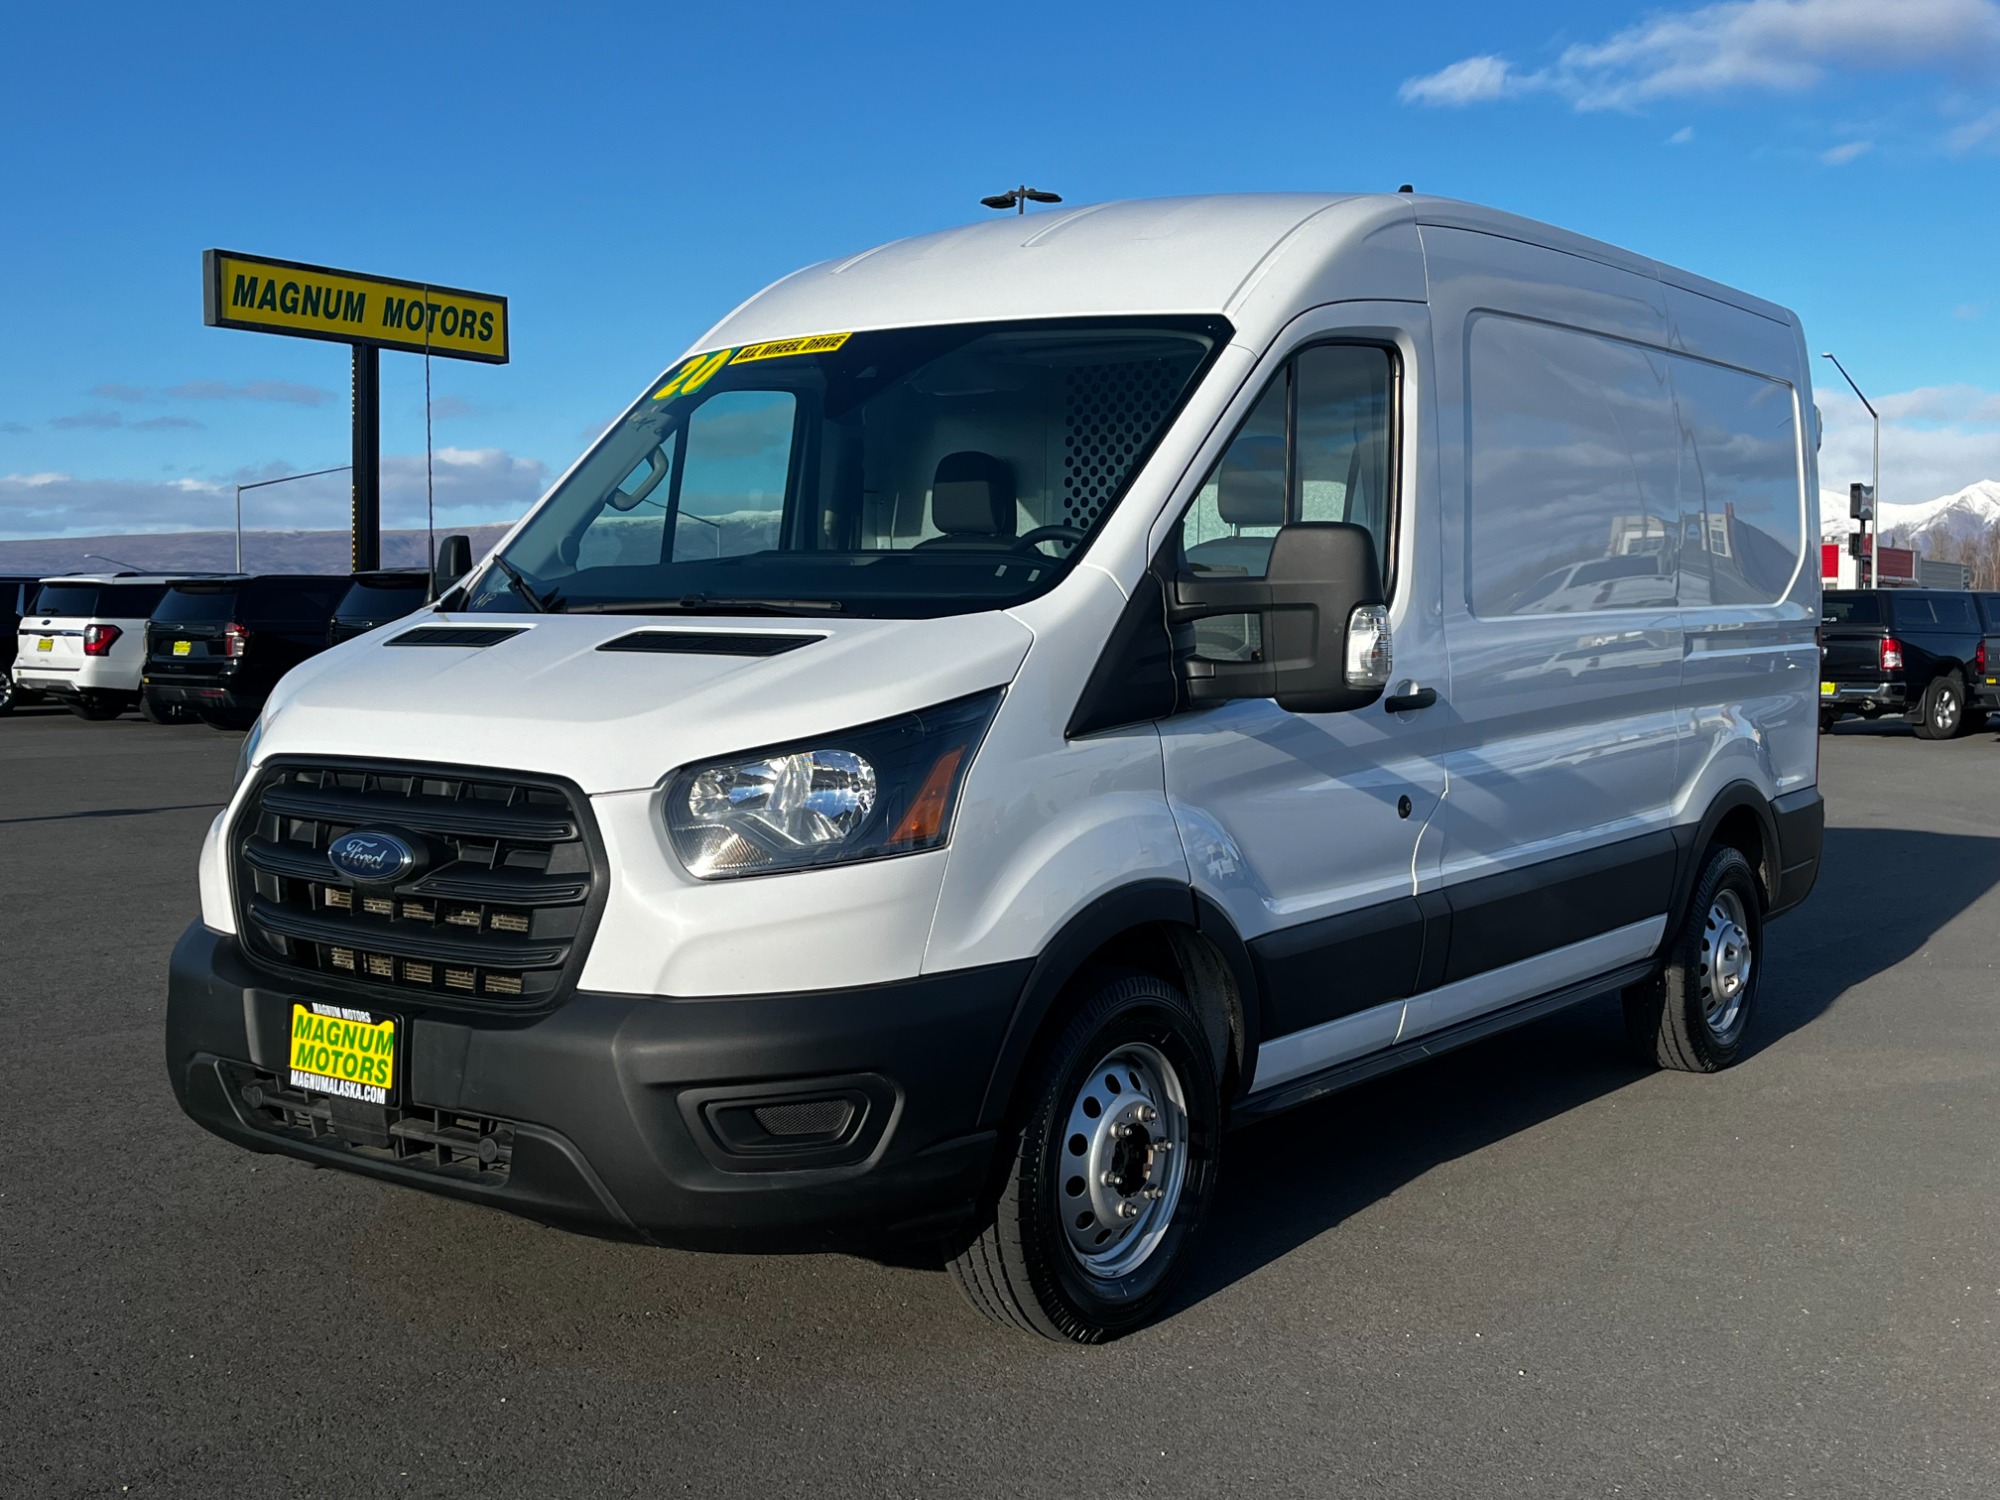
[1624, 844, 1762, 1073]
[1913, 671, 1967, 740]
[949, 971, 1221, 1341]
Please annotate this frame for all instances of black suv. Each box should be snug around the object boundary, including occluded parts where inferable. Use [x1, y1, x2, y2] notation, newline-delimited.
[1820, 588, 2000, 738]
[1, 575, 44, 713]
[328, 570, 430, 646]
[142, 575, 350, 731]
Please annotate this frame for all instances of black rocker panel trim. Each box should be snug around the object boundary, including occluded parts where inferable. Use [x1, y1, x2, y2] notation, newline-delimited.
[1248, 895, 1428, 1039]
[1249, 830, 1677, 1044]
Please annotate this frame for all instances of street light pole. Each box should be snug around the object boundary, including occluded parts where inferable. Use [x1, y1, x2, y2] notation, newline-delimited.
[1821, 352, 1880, 589]
[232, 465, 354, 573]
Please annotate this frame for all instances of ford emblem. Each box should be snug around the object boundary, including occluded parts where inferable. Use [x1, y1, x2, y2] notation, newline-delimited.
[327, 830, 419, 886]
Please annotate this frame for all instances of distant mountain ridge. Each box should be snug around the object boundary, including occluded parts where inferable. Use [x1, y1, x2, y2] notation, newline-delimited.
[1820, 480, 2000, 547]
[0, 524, 516, 577]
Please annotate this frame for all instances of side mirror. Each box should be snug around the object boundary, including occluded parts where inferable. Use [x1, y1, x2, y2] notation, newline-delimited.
[1170, 522, 1390, 714]
[433, 534, 473, 599]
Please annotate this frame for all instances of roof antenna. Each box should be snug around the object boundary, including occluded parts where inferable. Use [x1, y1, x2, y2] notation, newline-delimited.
[981, 185, 1063, 215]
[1397, 184, 1414, 194]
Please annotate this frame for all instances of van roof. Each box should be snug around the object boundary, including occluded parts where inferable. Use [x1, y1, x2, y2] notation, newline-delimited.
[696, 192, 1796, 356]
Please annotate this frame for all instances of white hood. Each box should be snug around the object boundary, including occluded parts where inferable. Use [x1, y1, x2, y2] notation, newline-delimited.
[258, 609, 1035, 794]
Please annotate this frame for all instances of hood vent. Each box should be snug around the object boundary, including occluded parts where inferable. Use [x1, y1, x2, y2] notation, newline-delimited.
[387, 626, 527, 649]
[598, 631, 823, 657]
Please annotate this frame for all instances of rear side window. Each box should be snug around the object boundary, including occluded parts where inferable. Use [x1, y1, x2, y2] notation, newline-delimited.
[1922, 594, 1977, 631]
[153, 586, 238, 623]
[97, 584, 167, 617]
[1672, 357, 1804, 606]
[1467, 317, 1678, 616]
[29, 583, 101, 616]
[1893, 596, 1936, 627]
[241, 578, 347, 618]
[1979, 594, 2000, 629]
[1823, 593, 1881, 625]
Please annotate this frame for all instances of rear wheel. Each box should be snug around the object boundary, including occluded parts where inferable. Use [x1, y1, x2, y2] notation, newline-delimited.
[1818, 710, 1839, 733]
[68, 692, 126, 721]
[1913, 671, 1966, 740]
[1624, 845, 1762, 1073]
[0, 668, 15, 715]
[948, 970, 1221, 1342]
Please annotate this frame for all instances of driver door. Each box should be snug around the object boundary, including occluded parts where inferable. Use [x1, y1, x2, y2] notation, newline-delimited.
[1155, 313, 1448, 1091]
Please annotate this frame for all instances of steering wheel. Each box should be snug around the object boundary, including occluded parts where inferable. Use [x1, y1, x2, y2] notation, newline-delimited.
[1016, 524, 1087, 556]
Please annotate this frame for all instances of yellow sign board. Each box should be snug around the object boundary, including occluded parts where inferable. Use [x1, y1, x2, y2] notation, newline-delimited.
[204, 249, 508, 364]
[288, 1002, 397, 1104]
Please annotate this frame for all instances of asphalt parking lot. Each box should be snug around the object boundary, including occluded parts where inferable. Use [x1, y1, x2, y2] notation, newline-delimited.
[2, 703, 1996, 1499]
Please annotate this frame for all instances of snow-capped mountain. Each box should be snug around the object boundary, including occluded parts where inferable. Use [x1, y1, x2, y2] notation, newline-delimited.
[1819, 480, 2000, 545]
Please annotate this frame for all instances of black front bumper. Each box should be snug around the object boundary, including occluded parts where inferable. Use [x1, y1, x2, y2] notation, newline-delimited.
[166, 923, 1028, 1252]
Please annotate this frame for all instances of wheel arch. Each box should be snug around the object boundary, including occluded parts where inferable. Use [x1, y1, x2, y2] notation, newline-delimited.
[1671, 782, 1781, 933]
[974, 883, 1261, 1129]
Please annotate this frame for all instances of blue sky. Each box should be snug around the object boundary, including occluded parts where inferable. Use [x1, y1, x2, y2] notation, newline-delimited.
[3, 0, 1996, 540]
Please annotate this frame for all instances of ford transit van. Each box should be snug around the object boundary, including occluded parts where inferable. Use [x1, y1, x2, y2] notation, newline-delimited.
[165, 194, 1824, 1341]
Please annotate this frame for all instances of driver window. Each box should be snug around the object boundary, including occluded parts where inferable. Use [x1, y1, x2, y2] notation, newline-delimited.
[1175, 343, 1397, 662]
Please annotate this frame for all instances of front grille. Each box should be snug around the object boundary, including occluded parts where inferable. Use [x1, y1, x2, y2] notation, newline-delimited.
[234, 760, 601, 1011]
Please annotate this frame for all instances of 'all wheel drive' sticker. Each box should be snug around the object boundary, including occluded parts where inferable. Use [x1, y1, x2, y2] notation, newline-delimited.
[651, 332, 851, 400]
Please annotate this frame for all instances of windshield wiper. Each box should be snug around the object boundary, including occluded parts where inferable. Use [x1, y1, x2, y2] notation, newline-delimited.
[488, 556, 559, 613]
[565, 595, 843, 616]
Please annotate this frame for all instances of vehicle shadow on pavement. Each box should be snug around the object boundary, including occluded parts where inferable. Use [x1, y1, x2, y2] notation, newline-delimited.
[1170, 824, 2000, 1317]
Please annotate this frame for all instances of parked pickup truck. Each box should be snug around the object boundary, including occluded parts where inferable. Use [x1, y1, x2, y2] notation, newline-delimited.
[1821, 588, 2000, 738]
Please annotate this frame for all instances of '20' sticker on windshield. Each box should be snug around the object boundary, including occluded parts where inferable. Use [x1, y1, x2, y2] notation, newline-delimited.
[651, 331, 851, 401]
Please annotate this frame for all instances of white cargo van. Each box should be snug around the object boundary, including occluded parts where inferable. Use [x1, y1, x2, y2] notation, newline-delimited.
[166, 194, 1823, 1341]
[16, 574, 181, 719]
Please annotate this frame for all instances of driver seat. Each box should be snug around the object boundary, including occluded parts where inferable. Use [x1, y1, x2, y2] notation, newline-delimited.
[917, 451, 1016, 548]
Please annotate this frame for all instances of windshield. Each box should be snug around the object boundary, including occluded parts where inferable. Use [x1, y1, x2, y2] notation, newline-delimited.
[463, 317, 1225, 618]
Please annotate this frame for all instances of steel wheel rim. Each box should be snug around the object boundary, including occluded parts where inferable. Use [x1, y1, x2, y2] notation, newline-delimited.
[1057, 1041, 1190, 1279]
[1700, 888, 1753, 1043]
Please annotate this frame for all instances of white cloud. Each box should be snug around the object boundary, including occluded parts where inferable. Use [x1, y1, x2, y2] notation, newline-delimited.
[1398, 55, 1516, 106]
[1400, 0, 2000, 111]
[1821, 139, 1873, 164]
[1945, 106, 2000, 151]
[0, 447, 548, 540]
[1818, 382, 2000, 506]
[1668, 125, 1697, 143]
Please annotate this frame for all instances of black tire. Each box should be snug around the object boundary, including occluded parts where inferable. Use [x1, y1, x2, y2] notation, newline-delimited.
[1818, 710, 1839, 734]
[0, 668, 14, 715]
[139, 689, 192, 725]
[1624, 845, 1762, 1073]
[1913, 671, 1966, 740]
[948, 970, 1221, 1342]
[196, 706, 259, 732]
[68, 693, 126, 721]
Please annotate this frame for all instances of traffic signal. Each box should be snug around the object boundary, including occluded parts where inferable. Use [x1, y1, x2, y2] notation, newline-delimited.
[1850, 482, 1875, 521]
[1849, 532, 1866, 559]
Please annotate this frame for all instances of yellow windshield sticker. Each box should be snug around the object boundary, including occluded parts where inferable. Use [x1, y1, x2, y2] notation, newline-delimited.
[731, 332, 851, 364]
[651, 349, 733, 401]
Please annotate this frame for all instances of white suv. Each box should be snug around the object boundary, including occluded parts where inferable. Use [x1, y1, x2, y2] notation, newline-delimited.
[15, 575, 179, 719]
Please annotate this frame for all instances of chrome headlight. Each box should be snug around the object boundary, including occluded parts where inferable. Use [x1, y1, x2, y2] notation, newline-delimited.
[665, 690, 1002, 879]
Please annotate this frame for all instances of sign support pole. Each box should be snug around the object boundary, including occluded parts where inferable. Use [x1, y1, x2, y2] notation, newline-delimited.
[351, 344, 380, 573]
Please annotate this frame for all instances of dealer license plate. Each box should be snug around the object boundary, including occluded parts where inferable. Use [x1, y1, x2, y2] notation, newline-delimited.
[288, 1002, 397, 1104]
[1820, 680, 1836, 697]
[36, 637, 53, 651]
[172, 639, 191, 656]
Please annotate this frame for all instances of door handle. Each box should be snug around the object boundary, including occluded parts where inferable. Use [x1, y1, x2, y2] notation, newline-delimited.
[1384, 684, 1438, 714]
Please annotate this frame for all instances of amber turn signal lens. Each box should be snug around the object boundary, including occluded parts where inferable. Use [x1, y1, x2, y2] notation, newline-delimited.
[889, 746, 966, 846]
